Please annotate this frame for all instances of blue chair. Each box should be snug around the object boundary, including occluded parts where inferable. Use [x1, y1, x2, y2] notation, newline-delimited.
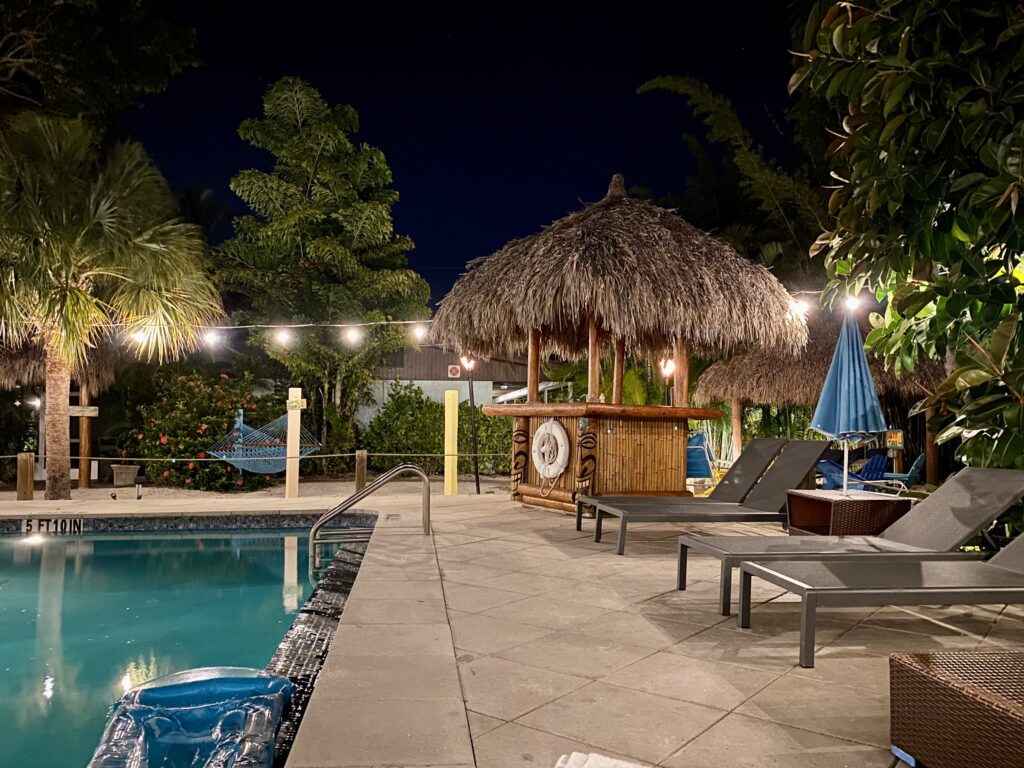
[817, 454, 901, 492]
[858, 453, 889, 481]
[687, 433, 715, 479]
[885, 454, 925, 487]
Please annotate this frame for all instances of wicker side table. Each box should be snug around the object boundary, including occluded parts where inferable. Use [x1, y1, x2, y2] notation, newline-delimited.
[786, 489, 912, 535]
[890, 651, 1024, 768]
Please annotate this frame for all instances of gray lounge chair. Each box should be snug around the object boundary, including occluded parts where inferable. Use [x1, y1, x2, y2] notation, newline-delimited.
[574, 438, 787, 532]
[737, 513, 1024, 668]
[586, 440, 828, 555]
[678, 467, 1024, 614]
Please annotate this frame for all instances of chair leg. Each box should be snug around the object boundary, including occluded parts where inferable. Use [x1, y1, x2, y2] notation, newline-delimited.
[616, 517, 627, 555]
[676, 544, 688, 590]
[575, 501, 583, 532]
[594, 510, 604, 542]
[719, 561, 733, 615]
[738, 570, 752, 628]
[799, 595, 817, 668]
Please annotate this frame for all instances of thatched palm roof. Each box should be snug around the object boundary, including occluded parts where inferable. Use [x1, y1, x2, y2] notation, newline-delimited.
[694, 311, 945, 407]
[0, 340, 122, 395]
[431, 174, 807, 358]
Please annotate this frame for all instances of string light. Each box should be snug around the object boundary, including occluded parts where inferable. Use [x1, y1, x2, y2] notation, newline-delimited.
[130, 330, 148, 344]
[789, 299, 809, 318]
[844, 296, 861, 311]
[411, 324, 428, 341]
[203, 329, 222, 346]
[344, 327, 363, 346]
[274, 329, 292, 345]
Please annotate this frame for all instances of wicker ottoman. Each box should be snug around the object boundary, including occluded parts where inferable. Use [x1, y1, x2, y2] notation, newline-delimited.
[890, 651, 1024, 768]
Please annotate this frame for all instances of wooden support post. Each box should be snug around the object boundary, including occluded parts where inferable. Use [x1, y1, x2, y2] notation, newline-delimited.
[355, 449, 368, 491]
[925, 407, 940, 486]
[17, 452, 34, 500]
[78, 382, 91, 488]
[673, 337, 690, 407]
[444, 389, 458, 496]
[285, 387, 303, 499]
[731, 396, 743, 461]
[527, 328, 541, 402]
[587, 317, 600, 401]
[612, 338, 625, 405]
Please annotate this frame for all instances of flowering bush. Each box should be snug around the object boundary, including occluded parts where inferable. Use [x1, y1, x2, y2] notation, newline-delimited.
[129, 372, 284, 491]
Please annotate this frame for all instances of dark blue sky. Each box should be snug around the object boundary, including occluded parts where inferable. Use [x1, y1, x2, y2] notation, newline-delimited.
[122, 4, 796, 305]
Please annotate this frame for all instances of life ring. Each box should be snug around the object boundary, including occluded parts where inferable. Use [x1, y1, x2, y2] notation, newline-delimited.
[532, 419, 570, 480]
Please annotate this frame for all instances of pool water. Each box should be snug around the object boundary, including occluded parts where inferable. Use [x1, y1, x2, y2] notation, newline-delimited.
[0, 533, 309, 767]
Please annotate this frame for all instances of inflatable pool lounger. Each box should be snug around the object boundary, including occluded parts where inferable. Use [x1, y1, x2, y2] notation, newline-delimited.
[88, 667, 293, 768]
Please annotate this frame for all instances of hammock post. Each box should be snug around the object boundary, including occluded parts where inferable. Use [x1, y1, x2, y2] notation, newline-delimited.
[286, 388, 306, 498]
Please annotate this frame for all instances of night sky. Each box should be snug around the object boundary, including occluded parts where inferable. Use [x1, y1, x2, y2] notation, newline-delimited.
[121, 4, 796, 305]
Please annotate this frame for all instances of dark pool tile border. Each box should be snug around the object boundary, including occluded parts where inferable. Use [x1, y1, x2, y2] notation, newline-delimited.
[266, 515, 376, 767]
[0, 511, 378, 536]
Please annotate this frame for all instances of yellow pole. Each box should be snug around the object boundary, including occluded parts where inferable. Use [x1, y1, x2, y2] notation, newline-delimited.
[444, 389, 459, 496]
[285, 387, 303, 499]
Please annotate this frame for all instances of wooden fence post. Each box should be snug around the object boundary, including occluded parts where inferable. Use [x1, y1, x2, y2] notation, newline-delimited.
[355, 449, 368, 491]
[17, 452, 34, 500]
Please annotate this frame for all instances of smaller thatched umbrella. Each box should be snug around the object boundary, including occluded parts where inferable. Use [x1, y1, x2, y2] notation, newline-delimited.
[695, 310, 945, 476]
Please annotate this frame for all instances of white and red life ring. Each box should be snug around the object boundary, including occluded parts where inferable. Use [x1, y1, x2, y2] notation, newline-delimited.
[532, 419, 570, 480]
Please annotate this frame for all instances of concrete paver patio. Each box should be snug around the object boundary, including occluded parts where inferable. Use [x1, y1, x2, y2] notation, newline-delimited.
[424, 497, 1024, 768]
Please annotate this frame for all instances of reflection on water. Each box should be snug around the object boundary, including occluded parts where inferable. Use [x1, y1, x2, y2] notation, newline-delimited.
[0, 533, 307, 768]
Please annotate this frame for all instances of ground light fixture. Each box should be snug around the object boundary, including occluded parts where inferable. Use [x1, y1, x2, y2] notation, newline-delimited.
[658, 358, 676, 405]
[460, 354, 481, 494]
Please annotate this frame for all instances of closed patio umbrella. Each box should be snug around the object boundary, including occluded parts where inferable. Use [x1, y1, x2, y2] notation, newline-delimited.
[810, 309, 887, 494]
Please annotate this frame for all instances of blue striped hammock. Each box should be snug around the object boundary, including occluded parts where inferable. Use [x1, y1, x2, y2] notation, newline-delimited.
[207, 409, 321, 474]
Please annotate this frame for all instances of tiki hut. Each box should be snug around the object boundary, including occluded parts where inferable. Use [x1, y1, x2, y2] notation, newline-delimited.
[432, 174, 807, 510]
[695, 310, 946, 480]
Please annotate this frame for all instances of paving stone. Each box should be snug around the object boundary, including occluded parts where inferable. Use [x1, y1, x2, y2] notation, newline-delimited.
[443, 583, 526, 613]
[287, 697, 473, 767]
[473, 723, 604, 768]
[603, 650, 781, 710]
[571, 610, 708, 650]
[663, 713, 893, 768]
[316, 654, 462, 699]
[736, 675, 890, 748]
[341, 596, 449, 624]
[496, 632, 652, 679]
[458, 655, 588, 720]
[331, 623, 454, 657]
[477, 571, 579, 596]
[449, 613, 554, 655]
[482, 595, 610, 630]
[467, 710, 506, 740]
[517, 681, 724, 765]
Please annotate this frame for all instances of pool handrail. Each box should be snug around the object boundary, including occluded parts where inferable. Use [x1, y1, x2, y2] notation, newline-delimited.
[308, 463, 431, 574]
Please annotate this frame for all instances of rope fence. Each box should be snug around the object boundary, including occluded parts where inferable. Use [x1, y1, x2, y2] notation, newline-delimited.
[0, 451, 508, 464]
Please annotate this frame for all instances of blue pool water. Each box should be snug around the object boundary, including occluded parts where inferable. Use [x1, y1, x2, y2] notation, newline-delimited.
[0, 533, 309, 767]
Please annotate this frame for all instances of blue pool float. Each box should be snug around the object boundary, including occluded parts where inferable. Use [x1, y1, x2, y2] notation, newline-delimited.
[88, 667, 293, 768]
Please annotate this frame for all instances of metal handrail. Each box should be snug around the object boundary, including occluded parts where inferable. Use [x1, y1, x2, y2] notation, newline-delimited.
[308, 463, 431, 577]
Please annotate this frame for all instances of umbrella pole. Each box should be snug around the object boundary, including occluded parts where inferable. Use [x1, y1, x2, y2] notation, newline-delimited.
[842, 440, 850, 496]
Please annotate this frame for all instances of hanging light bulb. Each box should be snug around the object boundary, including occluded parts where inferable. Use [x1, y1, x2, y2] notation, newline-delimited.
[130, 330, 147, 345]
[274, 329, 291, 345]
[411, 324, 428, 341]
[789, 298, 809, 318]
[845, 296, 861, 311]
[203, 329, 222, 347]
[344, 327, 363, 346]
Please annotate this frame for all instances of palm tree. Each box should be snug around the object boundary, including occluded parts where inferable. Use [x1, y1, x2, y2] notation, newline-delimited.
[0, 113, 222, 499]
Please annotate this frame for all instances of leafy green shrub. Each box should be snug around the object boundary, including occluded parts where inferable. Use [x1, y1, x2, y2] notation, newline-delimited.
[362, 382, 511, 475]
[129, 372, 283, 491]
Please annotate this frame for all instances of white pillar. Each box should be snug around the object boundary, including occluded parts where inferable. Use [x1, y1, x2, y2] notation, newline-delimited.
[285, 387, 302, 499]
[282, 536, 300, 611]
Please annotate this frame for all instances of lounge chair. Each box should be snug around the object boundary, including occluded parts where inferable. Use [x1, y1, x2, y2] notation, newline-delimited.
[574, 438, 787, 532]
[817, 454, 894, 492]
[885, 453, 925, 487]
[736, 500, 1024, 667]
[677, 467, 1024, 615]
[583, 439, 827, 555]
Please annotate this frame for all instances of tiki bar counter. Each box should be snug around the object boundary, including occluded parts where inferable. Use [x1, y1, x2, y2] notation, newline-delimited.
[432, 174, 807, 512]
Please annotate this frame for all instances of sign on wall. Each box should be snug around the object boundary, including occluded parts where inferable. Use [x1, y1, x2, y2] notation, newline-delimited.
[447, 365, 461, 379]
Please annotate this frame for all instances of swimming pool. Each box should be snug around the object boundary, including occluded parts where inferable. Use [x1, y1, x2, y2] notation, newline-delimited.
[0, 533, 310, 767]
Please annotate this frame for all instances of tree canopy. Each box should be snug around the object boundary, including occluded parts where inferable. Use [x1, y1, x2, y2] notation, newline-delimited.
[796, 1, 1024, 470]
[218, 77, 430, 453]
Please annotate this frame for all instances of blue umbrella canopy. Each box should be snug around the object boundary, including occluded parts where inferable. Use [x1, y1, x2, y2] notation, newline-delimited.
[811, 312, 887, 493]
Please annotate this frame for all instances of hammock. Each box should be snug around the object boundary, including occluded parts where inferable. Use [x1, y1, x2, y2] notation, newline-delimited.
[207, 409, 321, 474]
